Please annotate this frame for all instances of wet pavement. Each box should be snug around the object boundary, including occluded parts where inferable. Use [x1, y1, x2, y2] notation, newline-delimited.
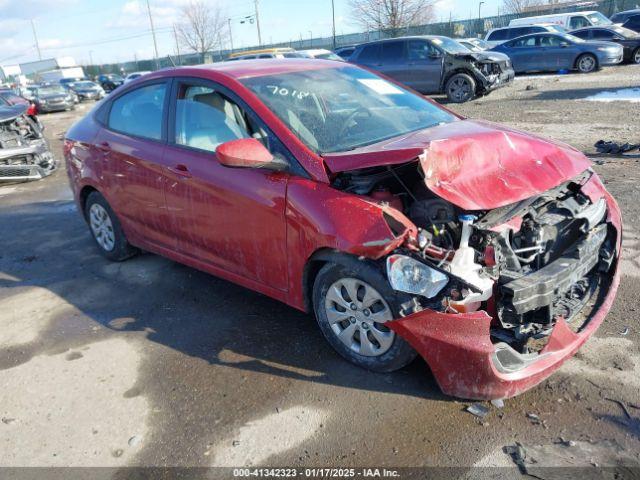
[1, 67, 639, 474]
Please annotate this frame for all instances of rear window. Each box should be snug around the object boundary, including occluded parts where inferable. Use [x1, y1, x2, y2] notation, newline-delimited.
[108, 83, 166, 140]
[357, 44, 380, 63]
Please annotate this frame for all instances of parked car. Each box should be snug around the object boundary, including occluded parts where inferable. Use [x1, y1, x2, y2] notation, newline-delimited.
[509, 11, 613, 30]
[124, 71, 152, 83]
[226, 48, 305, 61]
[31, 85, 75, 113]
[491, 32, 623, 73]
[458, 38, 492, 51]
[621, 14, 640, 33]
[0, 100, 55, 181]
[610, 8, 640, 24]
[69, 80, 106, 101]
[349, 36, 514, 103]
[334, 45, 357, 59]
[97, 74, 124, 92]
[64, 59, 620, 400]
[59, 77, 87, 88]
[571, 26, 640, 64]
[298, 49, 345, 61]
[485, 24, 566, 46]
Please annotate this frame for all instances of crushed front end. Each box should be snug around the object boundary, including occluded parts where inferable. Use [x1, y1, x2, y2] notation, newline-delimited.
[0, 108, 56, 182]
[388, 172, 620, 399]
[328, 141, 619, 399]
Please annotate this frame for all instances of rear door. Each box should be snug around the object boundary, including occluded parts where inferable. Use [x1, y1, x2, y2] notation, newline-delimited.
[94, 80, 176, 249]
[405, 39, 442, 93]
[505, 35, 540, 72]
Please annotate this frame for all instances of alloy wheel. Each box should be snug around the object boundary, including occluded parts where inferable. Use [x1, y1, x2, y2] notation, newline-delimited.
[89, 203, 116, 252]
[448, 77, 472, 102]
[324, 278, 394, 357]
[579, 55, 596, 73]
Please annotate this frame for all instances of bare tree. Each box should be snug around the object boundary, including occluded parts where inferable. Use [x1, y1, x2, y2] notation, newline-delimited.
[502, 0, 545, 14]
[176, 1, 228, 62]
[349, 0, 436, 35]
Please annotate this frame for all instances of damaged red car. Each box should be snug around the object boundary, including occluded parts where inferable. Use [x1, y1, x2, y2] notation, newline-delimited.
[64, 60, 621, 400]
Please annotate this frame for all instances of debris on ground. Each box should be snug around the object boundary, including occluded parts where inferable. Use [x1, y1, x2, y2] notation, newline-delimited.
[466, 403, 490, 418]
[505, 440, 640, 477]
[491, 399, 505, 409]
[526, 412, 541, 424]
[620, 327, 629, 336]
[595, 140, 640, 155]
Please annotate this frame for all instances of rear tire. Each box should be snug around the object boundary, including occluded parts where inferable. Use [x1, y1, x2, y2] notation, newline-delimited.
[84, 191, 138, 262]
[312, 260, 417, 373]
[445, 73, 477, 103]
[576, 53, 598, 73]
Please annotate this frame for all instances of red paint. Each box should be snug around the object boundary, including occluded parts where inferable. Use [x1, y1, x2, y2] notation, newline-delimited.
[64, 61, 620, 400]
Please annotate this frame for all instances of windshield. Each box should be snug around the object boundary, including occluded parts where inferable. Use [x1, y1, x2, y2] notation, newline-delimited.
[107, 75, 123, 81]
[612, 26, 639, 37]
[316, 52, 344, 61]
[548, 25, 567, 33]
[241, 66, 455, 154]
[37, 86, 66, 95]
[431, 37, 470, 54]
[75, 81, 97, 88]
[588, 12, 612, 25]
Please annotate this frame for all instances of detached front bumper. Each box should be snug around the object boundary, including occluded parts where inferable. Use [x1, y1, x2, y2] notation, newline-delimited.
[388, 177, 621, 400]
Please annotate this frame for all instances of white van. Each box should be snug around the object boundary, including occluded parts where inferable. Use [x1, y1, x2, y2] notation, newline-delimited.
[509, 11, 613, 30]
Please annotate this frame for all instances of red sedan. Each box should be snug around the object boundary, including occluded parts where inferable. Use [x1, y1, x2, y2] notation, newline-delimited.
[64, 60, 621, 400]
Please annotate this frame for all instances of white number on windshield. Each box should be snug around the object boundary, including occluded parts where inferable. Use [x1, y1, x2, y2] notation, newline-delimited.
[266, 85, 310, 100]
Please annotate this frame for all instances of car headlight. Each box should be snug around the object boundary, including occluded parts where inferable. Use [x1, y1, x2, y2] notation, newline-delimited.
[386, 255, 448, 298]
[598, 47, 619, 52]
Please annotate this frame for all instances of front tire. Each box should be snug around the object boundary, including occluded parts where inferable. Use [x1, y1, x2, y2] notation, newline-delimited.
[632, 47, 640, 65]
[445, 73, 476, 103]
[312, 260, 417, 373]
[84, 191, 138, 262]
[576, 53, 598, 73]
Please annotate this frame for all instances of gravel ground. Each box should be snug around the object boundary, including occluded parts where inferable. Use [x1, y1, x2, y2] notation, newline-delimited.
[0, 65, 639, 476]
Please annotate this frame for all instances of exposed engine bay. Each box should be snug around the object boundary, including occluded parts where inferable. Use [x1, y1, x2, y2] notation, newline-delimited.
[0, 105, 56, 182]
[332, 163, 616, 355]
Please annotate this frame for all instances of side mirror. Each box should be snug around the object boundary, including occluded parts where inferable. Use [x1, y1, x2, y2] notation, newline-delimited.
[216, 138, 287, 171]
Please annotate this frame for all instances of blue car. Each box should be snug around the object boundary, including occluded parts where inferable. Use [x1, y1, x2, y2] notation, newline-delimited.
[491, 33, 623, 74]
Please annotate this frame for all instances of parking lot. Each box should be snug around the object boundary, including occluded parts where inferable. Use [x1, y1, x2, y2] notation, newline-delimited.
[1, 65, 639, 473]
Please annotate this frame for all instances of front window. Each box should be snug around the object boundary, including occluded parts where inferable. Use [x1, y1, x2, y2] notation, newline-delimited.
[241, 66, 455, 154]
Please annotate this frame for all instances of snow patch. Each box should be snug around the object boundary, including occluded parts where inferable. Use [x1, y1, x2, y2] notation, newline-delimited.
[583, 88, 640, 103]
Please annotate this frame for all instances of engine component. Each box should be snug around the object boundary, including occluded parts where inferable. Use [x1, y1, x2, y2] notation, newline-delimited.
[408, 198, 459, 249]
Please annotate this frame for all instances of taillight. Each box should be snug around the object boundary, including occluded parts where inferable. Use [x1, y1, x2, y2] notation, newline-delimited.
[63, 139, 75, 156]
[27, 103, 37, 116]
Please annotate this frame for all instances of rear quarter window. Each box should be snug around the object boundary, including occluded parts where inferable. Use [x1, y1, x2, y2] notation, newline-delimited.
[488, 29, 509, 41]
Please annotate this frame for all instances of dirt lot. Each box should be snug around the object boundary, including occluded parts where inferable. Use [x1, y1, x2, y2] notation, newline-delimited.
[1, 65, 639, 475]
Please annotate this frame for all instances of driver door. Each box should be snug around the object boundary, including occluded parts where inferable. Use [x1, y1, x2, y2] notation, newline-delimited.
[163, 79, 290, 291]
[405, 40, 442, 93]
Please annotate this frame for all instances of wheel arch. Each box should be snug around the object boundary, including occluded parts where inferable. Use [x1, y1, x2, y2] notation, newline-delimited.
[79, 185, 99, 220]
[302, 249, 384, 314]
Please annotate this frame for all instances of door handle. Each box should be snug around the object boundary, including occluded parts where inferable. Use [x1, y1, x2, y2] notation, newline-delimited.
[96, 141, 111, 153]
[168, 164, 192, 178]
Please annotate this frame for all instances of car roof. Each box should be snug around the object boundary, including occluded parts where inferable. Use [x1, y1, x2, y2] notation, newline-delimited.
[157, 59, 345, 80]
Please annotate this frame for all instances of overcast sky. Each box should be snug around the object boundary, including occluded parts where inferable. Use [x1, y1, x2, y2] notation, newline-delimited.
[0, 0, 504, 67]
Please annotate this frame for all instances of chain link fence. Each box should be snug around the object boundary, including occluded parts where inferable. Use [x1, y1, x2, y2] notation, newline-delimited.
[89, 0, 638, 75]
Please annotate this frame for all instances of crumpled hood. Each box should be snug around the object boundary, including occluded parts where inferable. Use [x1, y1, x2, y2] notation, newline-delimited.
[454, 51, 510, 63]
[323, 119, 592, 210]
[0, 104, 27, 123]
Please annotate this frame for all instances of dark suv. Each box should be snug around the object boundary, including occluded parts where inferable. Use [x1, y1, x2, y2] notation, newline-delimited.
[349, 36, 514, 103]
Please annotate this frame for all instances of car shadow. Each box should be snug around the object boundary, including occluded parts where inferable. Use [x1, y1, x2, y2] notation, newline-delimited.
[530, 86, 640, 102]
[0, 200, 448, 402]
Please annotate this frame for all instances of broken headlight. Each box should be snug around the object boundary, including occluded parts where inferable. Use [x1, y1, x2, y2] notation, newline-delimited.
[386, 255, 448, 298]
